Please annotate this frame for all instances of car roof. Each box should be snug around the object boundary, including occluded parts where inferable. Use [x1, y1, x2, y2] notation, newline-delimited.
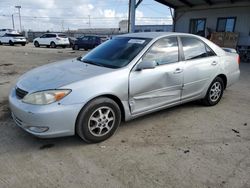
[44, 33, 64, 35]
[117, 32, 201, 39]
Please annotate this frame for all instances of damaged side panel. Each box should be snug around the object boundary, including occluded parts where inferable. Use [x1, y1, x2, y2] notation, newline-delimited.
[129, 63, 183, 114]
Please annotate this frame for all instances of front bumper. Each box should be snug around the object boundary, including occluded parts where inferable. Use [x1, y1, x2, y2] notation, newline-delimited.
[9, 87, 83, 138]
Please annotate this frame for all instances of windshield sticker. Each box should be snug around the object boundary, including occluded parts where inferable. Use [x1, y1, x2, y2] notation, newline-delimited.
[128, 39, 145, 44]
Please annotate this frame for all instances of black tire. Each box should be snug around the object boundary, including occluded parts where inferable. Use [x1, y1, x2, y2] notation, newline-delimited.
[0, 41, 2, 45]
[62, 45, 66, 48]
[84, 48, 88, 51]
[46, 45, 50, 48]
[76, 97, 121, 143]
[9, 40, 14, 46]
[202, 77, 224, 106]
[73, 44, 79, 50]
[34, 41, 40, 47]
[50, 41, 56, 48]
[21, 43, 25, 46]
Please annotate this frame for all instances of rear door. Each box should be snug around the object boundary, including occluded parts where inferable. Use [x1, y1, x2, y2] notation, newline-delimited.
[129, 37, 184, 114]
[180, 36, 219, 100]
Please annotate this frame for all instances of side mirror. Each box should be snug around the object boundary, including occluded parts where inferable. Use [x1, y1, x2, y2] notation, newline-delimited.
[136, 60, 157, 71]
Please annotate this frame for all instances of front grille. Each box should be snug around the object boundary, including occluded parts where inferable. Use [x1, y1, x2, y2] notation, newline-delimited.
[16, 87, 28, 99]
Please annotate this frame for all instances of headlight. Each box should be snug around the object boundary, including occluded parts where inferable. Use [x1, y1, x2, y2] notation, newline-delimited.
[22, 89, 71, 105]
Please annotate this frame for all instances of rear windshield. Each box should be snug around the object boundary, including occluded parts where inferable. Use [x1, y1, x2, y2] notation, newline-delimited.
[81, 37, 151, 68]
[58, 34, 67, 38]
[4, 34, 24, 37]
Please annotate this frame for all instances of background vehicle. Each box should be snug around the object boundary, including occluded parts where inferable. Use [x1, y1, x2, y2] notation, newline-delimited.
[0, 33, 27, 46]
[68, 37, 76, 48]
[33, 33, 69, 48]
[0, 29, 19, 36]
[9, 32, 240, 143]
[72, 35, 101, 50]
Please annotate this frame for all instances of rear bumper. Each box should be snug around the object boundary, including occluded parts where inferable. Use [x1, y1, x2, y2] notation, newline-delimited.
[56, 41, 70, 46]
[13, 41, 26, 44]
[9, 87, 83, 138]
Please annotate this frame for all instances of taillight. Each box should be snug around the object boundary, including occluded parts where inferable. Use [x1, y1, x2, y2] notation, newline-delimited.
[237, 55, 240, 64]
[56, 37, 60, 40]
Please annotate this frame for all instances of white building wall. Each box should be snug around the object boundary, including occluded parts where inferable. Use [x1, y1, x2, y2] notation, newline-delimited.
[175, 5, 250, 46]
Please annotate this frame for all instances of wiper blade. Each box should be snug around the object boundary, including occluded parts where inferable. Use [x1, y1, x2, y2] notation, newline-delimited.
[82, 59, 104, 67]
[76, 56, 82, 61]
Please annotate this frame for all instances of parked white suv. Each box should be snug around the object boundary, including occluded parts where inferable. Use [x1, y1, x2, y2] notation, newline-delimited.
[33, 33, 69, 48]
[0, 33, 27, 46]
[0, 29, 19, 37]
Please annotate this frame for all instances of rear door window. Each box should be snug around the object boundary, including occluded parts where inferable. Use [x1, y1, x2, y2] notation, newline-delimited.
[58, 34, 67, 38]
[181, 37, 209, 60]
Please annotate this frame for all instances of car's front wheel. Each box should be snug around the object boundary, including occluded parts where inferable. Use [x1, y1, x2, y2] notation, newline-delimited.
[73, 44, 79, 50]
[9, 40, 14, 46]
[76, 97, 121, 143]
[202, 77, 224, 106]
[34, 41, 40, 47]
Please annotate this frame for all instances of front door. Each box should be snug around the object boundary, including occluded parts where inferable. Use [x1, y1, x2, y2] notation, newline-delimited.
[129, 37, 183, 115]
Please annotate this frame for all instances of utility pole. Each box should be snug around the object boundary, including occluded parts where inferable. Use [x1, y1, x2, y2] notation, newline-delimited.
[15, 5, 22, 31]
[128, 0, 135, 33]
[88, 15, 91, 28]
[11, 14, 15, 30]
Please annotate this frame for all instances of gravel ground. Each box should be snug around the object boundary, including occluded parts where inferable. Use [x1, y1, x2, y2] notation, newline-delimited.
[0, 44, 250, 188]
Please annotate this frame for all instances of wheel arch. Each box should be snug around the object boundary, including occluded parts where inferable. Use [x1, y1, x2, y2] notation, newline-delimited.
[75, 94, 126, 133]
[217, 74, 227, 89]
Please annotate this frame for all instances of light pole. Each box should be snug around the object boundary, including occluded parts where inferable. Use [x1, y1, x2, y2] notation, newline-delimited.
[15, 5, 22, 31]
[11, 14, 15, 30]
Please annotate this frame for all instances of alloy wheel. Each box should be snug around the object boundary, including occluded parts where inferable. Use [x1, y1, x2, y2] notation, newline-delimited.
[209, 81, 222, 102]
[88, 106, 115, 137]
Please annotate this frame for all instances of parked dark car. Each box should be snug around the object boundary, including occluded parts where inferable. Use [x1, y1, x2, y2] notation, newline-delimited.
[68, 37, 77, 48]
[72, 35, 101, 50]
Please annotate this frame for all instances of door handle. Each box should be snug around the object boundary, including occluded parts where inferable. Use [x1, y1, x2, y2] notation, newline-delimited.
[173, 68, 183, 74]
[211, 61, 218, 65]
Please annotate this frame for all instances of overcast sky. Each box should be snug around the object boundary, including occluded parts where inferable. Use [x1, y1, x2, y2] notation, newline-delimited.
[0, 0, 172, 31]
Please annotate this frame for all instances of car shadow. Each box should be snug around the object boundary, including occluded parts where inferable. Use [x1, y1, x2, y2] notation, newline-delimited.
[0, 100, 204, 153]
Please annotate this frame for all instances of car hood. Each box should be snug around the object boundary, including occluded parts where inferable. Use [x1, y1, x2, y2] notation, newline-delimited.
[16, 58, 114, 92]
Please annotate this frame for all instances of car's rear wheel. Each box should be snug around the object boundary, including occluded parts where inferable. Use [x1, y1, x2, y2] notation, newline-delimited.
[202, 77, 224, 106]
[21, 43, 25, 46]
[50, 41, 56, 48]
[76, 97, 121, 143]
[34, 41, 40, 47]
[9, 40, 14, 46]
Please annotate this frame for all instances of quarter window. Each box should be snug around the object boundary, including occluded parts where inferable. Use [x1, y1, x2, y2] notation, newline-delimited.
[216, 17, 236, 32]
[181, 37, 214, 60]
[142, 37, 179, 65]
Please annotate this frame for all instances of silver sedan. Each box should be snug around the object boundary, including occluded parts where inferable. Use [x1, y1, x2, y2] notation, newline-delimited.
[9, 32, 240, 143]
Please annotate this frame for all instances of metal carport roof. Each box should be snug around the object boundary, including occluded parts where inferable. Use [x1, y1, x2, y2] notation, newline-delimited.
[155, 0, 250, 9]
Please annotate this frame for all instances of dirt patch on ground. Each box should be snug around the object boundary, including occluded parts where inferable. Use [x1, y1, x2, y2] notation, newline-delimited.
[0, 63, 13, 66]
[0, 100, 11, 121]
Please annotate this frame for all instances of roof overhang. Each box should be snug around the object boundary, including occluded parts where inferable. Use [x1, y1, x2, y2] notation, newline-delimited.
[155, 0, 250, 9]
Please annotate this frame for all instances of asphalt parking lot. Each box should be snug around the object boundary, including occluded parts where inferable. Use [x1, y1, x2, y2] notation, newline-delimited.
[0, 44, 250, 188]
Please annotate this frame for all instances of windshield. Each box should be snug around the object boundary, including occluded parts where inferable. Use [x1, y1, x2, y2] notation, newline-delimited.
[81, 37, 151, 68]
